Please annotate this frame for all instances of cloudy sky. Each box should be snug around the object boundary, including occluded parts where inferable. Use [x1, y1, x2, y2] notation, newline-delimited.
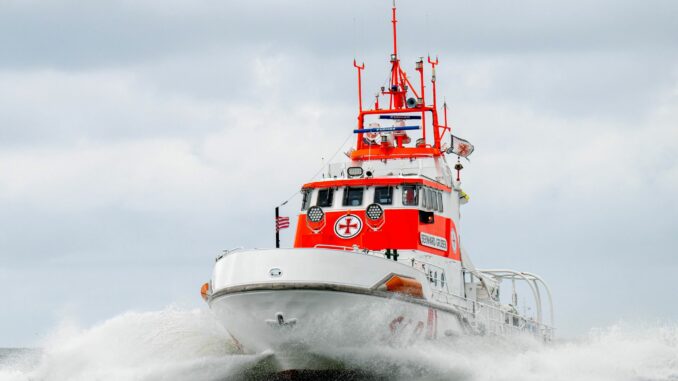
[1, 0, 677, 346]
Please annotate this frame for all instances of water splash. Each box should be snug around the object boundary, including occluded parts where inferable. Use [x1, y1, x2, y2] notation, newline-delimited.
[1, 308, 677, 381]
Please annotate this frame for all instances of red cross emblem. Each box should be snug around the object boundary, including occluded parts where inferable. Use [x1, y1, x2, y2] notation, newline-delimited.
[339, 218, 357, 234]
[334, 214, 363, 239]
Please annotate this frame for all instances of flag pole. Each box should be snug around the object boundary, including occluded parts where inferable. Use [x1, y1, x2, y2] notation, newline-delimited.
[275, 206, 280, 248]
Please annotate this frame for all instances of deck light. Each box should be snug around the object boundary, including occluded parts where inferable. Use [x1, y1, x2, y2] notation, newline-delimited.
[200, 282, 210, 301]
[347, 167, 363, 178]
[366, 203, 384, 220]
[307, 206, 325, 222]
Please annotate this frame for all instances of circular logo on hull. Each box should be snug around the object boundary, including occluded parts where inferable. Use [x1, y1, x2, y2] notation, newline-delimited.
[334, 214, 363, 239]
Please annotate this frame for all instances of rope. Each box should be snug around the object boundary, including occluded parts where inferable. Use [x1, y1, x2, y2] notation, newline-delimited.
[278, 132, 354, 207]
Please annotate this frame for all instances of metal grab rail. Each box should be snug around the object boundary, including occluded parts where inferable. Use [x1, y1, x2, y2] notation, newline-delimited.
[430, 288, 554, 340]
[313, 244, 366, 253]
[478, 269, 555, 330]
[410, 258, 554, 340]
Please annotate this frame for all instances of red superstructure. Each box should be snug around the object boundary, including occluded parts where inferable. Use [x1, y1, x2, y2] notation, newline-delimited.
[293, 3, 464, 261]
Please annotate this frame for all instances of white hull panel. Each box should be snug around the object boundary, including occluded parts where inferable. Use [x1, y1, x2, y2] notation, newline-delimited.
[209, 248, 467, 358]
[211, 288, 464, 356]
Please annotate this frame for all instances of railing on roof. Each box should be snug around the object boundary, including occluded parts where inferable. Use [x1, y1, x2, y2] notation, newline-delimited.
[324, 159, 454, 187]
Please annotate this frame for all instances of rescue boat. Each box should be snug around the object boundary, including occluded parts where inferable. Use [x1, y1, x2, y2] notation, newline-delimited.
[201, 3, 554, 365]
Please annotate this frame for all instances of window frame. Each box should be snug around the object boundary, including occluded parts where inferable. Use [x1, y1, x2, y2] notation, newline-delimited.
[431, 189, 438, 211]
[316, 188, 334, 207]
[301, 189, 312, 210]
[402, 184, 419, 206]
[342, 187, 364, 207]
[373, 186, 393, 205]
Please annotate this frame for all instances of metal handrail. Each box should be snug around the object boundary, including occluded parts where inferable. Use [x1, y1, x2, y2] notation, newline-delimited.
[325, 159, 453, 186]
[215, 247, 244, 262]
[413, 260, 554, 339]
[431, 289, 554, 339]
[478, 269, 555, 329]
[313, 244, 362, 252]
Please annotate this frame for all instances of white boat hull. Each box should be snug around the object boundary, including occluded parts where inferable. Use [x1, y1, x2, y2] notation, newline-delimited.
[208, 248, 467, 358]
[212, 288, 464, 353]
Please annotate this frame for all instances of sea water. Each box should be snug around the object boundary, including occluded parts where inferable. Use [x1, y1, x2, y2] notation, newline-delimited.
[1, 307, 677, 381]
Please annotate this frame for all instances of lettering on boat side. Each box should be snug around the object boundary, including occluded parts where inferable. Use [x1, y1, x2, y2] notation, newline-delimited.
[420, 232, 448, 251]
[334, 214, 363, 239]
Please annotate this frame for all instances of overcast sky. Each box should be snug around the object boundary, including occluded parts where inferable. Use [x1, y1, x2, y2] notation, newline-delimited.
[1, 0, 677, 346]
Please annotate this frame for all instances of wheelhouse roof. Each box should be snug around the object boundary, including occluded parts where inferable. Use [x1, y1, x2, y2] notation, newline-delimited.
[302, 177, 451, 192]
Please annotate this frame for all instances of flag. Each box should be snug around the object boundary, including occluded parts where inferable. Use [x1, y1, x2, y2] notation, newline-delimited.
[448, 135, 475, 158]
[276, 216, 290, 231]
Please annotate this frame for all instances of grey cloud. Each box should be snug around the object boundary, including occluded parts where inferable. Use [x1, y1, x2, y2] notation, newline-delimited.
[2, 0, 677, 69]
[441, 52, 677, 121]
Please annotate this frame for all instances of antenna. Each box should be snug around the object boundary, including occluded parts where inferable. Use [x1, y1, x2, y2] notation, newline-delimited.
[353, 59, 365, 112]
[391, 0, 398, 58]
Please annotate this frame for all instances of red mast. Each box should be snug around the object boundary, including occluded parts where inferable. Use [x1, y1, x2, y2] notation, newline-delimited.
[386, 1, 406, 110]
[351, 2, 446, 161]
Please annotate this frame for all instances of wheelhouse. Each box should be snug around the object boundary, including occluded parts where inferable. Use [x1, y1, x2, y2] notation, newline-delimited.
[294, 176, 459, 260]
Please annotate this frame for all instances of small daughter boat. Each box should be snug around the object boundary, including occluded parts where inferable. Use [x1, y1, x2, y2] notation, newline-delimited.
[201, 3, 554, 364]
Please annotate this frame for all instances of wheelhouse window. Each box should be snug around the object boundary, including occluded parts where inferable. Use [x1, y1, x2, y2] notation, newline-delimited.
[342, 187, 364, 206]
[316, 188, 334, 207]
[431, 189, 438, 211]
[403, 184, 418, 206]
[374, 186, 393, 205]
[437, 192, 444, 212]
[301, 189, 312, 210]
[426, 188, 434, 210]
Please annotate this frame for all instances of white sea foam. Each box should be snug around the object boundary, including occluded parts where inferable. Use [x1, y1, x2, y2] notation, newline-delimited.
[1, 308, 676, 381]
